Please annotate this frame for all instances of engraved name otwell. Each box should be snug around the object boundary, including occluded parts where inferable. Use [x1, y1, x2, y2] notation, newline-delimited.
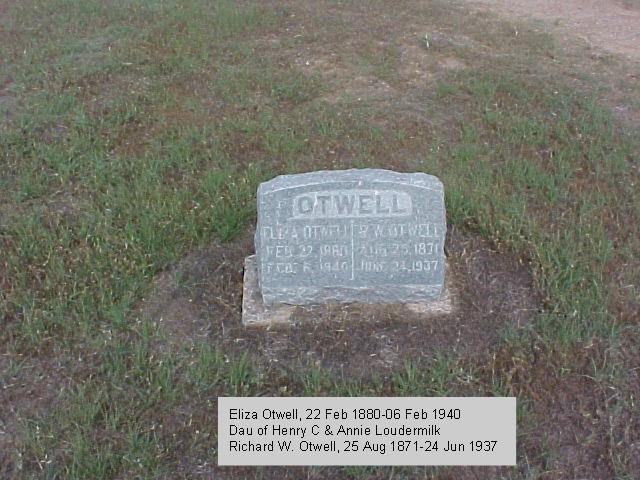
[292, 190, 412, 218]
[254, 169, 446, 305]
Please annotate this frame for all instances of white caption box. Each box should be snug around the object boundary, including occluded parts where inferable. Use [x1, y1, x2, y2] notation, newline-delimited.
[218, 397, 516, 466]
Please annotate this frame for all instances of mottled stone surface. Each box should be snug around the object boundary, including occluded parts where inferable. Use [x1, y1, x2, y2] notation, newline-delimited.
[254, 169, 446, 305]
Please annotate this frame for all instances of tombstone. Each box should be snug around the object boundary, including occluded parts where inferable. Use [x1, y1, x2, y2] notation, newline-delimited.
[242, 169, 449, 325]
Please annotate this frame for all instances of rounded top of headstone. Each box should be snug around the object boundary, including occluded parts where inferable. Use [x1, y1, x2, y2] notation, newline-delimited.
[257, 169, 443, 195]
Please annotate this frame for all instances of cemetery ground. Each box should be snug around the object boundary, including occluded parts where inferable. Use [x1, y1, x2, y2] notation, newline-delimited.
[0, 0, 638, 478]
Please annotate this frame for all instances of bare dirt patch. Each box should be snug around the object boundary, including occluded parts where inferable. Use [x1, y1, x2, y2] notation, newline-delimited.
[136, 225, 539, 380]
[467, 0, 640, 62]
[0, 355, 74, 479]
[269, 0, 639, 130]
[261, 1, 482, 107]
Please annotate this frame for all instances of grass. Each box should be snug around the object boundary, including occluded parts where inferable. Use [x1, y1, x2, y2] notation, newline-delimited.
[392, 355, 460, 396]
[1, 0, 639, 478]
[431, 72, 634, 341]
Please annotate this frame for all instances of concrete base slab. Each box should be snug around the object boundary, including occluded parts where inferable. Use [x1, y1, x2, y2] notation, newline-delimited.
[406, 264, 453, 314]
[242, 255, 454, 326]
[242, 255, 295, 326]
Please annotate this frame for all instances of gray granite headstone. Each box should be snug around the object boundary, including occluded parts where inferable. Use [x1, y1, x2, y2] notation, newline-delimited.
[253, 169, 446, 306]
